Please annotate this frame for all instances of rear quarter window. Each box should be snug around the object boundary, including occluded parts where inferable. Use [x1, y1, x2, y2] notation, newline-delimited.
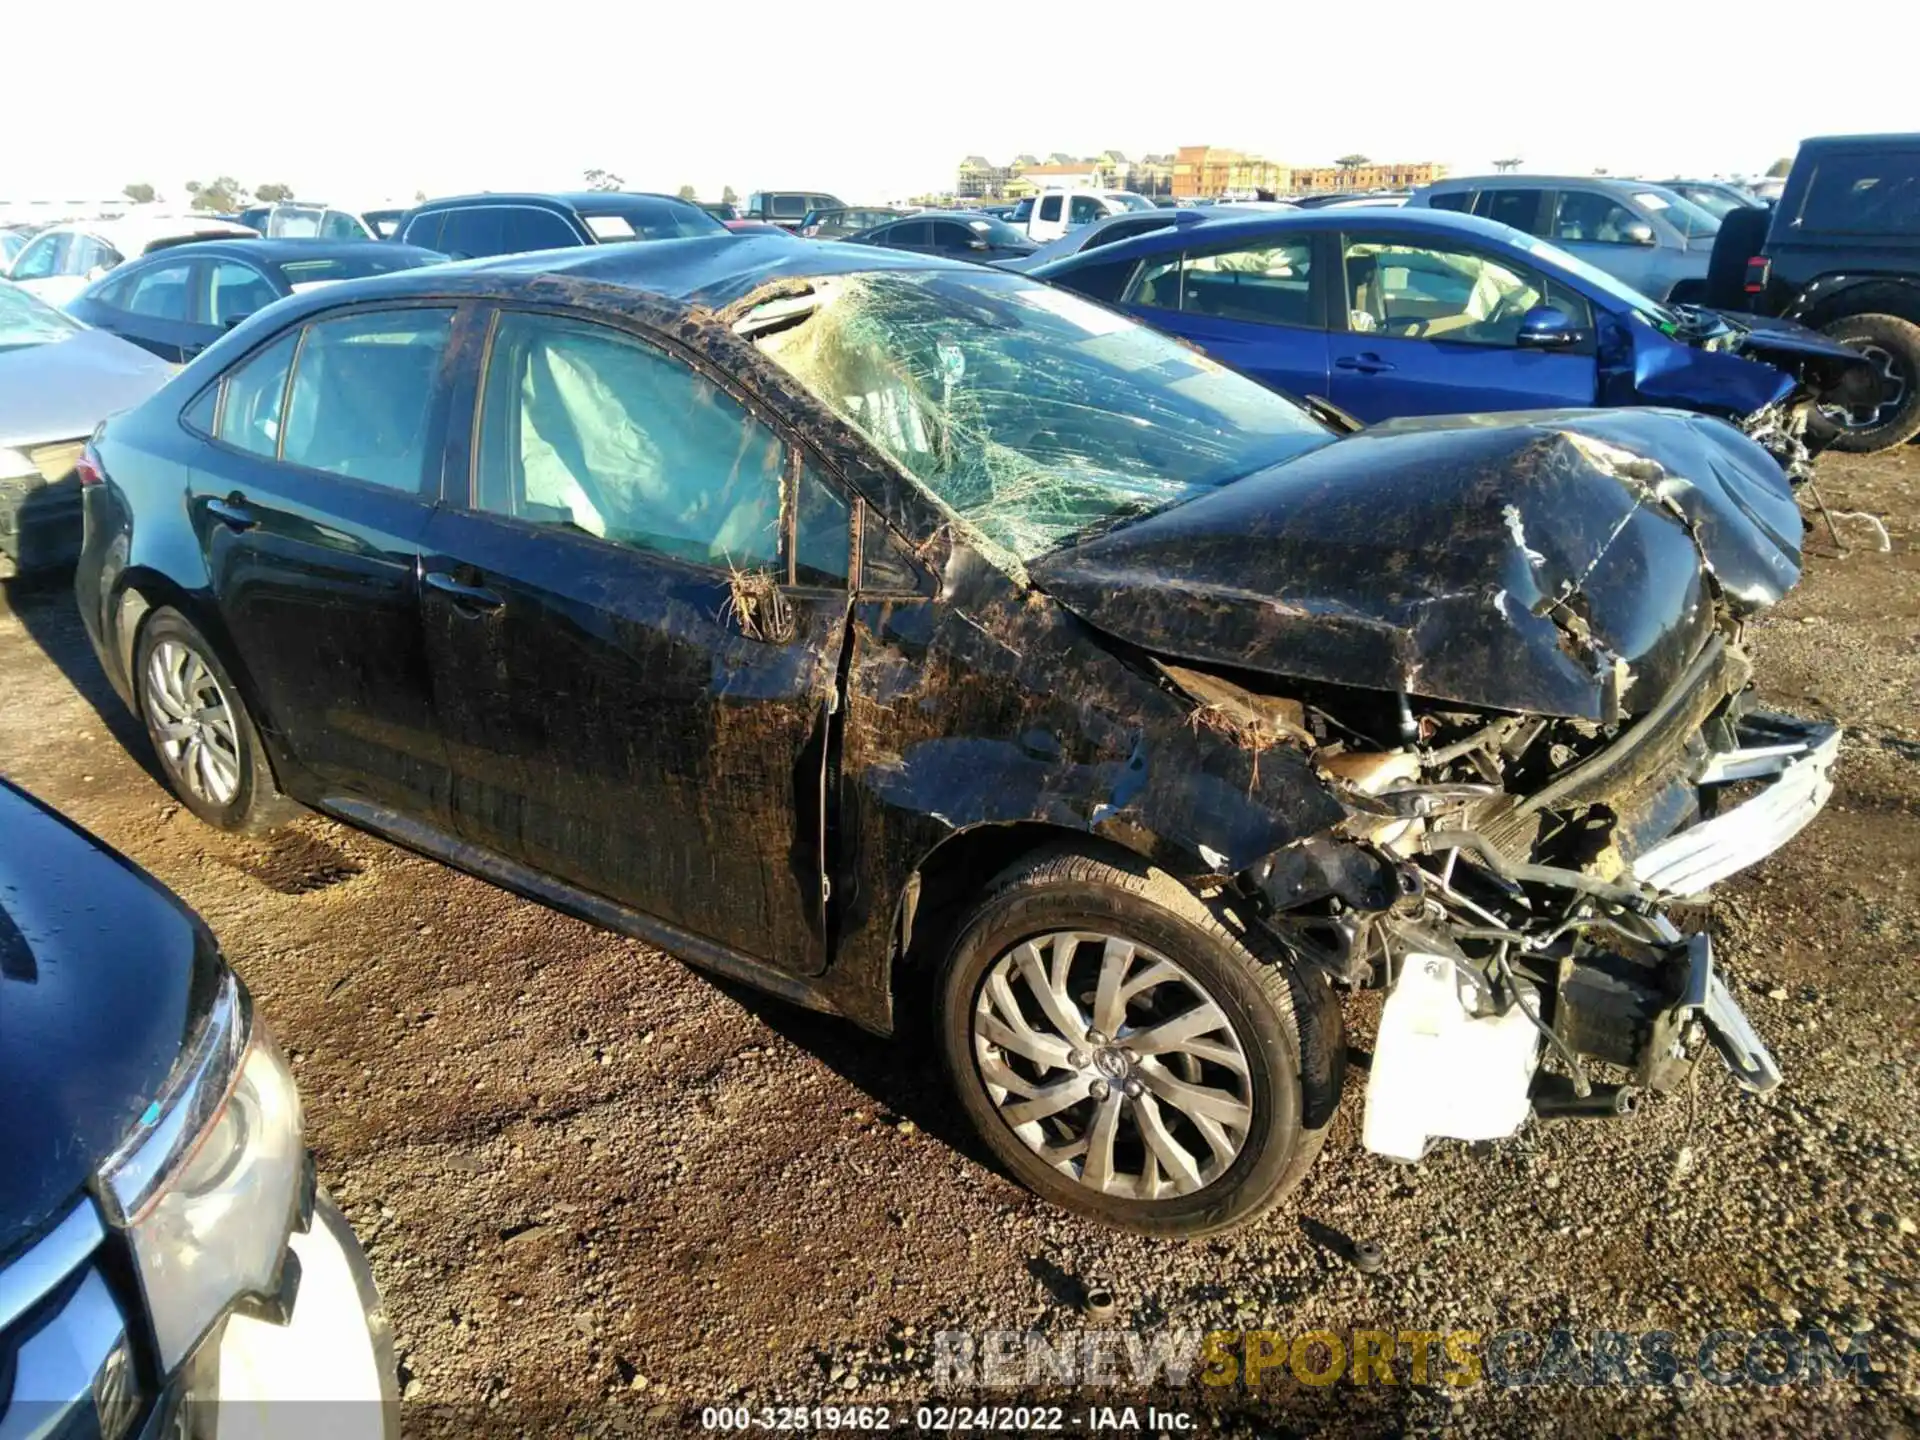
[1426, 190, 1473, 213]
[401, 211, 445, 250]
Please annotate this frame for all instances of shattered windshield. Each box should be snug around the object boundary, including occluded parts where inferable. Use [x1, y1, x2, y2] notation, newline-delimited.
[748, 269, 1332, 568]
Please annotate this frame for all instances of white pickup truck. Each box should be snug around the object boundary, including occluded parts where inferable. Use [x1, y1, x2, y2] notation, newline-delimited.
[1011, 188, 1161, 243]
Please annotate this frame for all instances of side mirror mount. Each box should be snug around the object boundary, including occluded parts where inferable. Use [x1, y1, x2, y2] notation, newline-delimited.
[1515, 305, 1586, 350]
[1623, 220, 1656, 246]
[968, 238, 989, 251]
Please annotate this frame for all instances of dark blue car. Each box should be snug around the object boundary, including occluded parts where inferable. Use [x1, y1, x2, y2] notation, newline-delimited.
[1035, 208, 1877, 481]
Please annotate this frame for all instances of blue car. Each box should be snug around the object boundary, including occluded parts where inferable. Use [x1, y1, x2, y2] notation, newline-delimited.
[1033, 208, 1877, 481]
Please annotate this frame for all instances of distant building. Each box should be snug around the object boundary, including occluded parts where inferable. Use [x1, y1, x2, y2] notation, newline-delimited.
[956, 156, 1011, 200]
[1291, 160, 1448, 193]
[1173, 147, 1445, 198]
[1173, 146, 1293, 200]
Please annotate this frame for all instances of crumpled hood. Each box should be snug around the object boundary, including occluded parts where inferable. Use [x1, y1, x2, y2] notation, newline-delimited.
[0, 329, 175, 449]
[1029, 408, 1802, 722]
[0, 783, 214, 1259]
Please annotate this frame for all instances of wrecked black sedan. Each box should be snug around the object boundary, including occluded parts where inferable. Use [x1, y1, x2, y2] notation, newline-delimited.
[76, 236, 1837, 1236]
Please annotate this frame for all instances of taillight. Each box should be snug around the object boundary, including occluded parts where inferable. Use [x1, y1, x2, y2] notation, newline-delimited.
[76, 442, 106, 489]
[1743, 255, 1771, 295]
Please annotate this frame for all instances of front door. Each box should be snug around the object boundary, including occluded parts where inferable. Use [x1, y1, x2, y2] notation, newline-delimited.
[419, 308, 854, 974]
[1122, 232, 1332, 402]
[1328, 233, 1598, 421]
[188, 305, 458, 820]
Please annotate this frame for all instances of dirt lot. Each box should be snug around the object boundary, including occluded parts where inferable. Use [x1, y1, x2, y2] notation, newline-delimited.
[2, 450, 1915, 1437]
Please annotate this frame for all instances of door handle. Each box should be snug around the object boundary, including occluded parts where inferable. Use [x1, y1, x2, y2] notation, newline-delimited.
[1334, 354, 1396, 374]
[423, 570, 505, 613]
[206, 496, 256, 530]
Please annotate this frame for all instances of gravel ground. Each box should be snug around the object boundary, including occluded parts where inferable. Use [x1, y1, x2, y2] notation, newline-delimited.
[1, 448, 1914, 1437]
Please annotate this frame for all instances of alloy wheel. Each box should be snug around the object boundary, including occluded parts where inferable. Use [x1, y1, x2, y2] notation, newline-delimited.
[144, 639, 242, 807]
[1823, 342, 1909, 430]
[971, 931, 1254, 1200]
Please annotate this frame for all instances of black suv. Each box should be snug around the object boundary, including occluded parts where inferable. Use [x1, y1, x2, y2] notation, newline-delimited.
[0, 780, 394, 1435]
[1742, 133, 1920, 450]
[396, 191, 722, 260]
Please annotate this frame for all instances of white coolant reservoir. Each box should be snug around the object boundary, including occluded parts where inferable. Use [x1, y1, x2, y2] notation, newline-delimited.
[1362, 952, 1543, 1163]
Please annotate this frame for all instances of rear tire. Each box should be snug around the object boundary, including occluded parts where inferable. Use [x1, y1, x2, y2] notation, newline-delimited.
[936, 847, 1344, 1237]
[134, 608, 292, 834]
[1819, 313, 1920, 451]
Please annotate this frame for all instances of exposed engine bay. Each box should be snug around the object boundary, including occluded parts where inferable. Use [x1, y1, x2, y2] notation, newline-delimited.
[1165, 650, 1838, 1162]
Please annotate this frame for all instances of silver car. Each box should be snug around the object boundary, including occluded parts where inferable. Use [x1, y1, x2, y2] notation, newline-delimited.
[0, 280, 172, 578]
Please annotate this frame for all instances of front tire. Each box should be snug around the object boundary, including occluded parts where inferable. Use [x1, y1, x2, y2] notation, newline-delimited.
[1820, 312, 1920, 452]
[936, 848, 1343, 1237]
[134, 608, 291, 833]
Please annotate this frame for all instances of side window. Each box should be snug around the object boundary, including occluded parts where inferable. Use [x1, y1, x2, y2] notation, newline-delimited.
[1426, 190, 1474, 214]
[120, 262, 196, 320]
[1474, 189, 1544, 234]
[209, 262, 279, 326]
[1038, 195, 1063, 223]
[746, 192, 767, 219]
[499, 209, 580, 254]
[1550, 191, 1646, 245]
[436, 208, 505, 259]
[10, 232, 69, 280]
[68, 237, 117, 275]
[1796, 150, 1920, 235]
[1086, 215, 1172, 250]
[1343, 238, 1550, 346]
[1068, 196, 1104, 227]
[886, 221, 932, 248]
[280, 309, 454, 491]
[319, 210, 364, 241]
[475, 312, 786, 571]
[772, 195, 808, 219]
[182, 384, 218, 435]
[1128, 241, 1315, 327]
[214, 331, 300, 456]
[401, 211, 444, 250]
[1050, 256, 1141, 306]
[932, 221, 973, 249]
[793, 456, 850, 585]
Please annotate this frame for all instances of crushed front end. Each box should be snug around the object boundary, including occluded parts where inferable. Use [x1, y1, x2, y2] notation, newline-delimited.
[1028, 407, 1842, 1166]
[1211, 647, 1837, 1162]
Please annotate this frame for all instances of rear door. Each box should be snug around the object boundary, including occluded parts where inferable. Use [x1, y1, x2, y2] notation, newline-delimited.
[1121, 231, 1332, 401]
[80, 259, 209, 361]
[1327, 230, 1597, 421]
[186, 304, 462, 820]
[417, 306, 854, 974]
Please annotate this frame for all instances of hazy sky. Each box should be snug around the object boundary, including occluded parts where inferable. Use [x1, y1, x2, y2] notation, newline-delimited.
[14, 0, 1919, 207]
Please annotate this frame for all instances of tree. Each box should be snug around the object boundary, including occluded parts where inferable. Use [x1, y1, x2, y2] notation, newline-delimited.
[184, 177, 247, 213]
[1335, 153, 1371, 171]
[253, 182, 295, 203]
[1493, 157, 1523, 173]
[1766, 156, 1792, 178]
[122, 182, 156, 204]
[582, 168, 623, 192]
[676, 184, 698, 202]
[720, 185, 738, 205]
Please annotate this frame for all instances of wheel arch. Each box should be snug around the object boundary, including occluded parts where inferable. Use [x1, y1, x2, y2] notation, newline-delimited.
[885, 821, 1176, 1014]
[112, 568, 292, 789]
[1795, 275, 1920, 329]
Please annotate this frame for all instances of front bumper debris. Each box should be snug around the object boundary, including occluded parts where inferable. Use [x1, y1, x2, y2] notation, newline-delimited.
[1632, 713, 1841, 899]
[188, 1192, 397, 1440]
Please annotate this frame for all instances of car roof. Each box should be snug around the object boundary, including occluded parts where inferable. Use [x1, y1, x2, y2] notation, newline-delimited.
[1426, 175, 1664, 189]
[413, 191, 694, 213]
[112, 237, 443, 266]
[38, 214, 256, 247]
[1795, 132, 1920, 150]
[209, 233, 982, 329]
[1034, 206, 1534, 273]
